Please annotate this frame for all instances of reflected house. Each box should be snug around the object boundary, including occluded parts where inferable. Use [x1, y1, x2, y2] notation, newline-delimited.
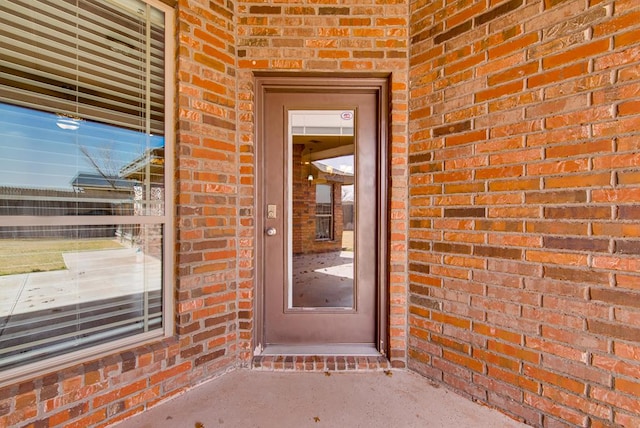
[292, 146, 354, 255]
[71, 172, 140, 240]
[289, 112, 357, 308]
[341, 185, 354, 232]
[0, 173, 138, 239]
[0, 147, 163, 245]
[120, 147, 165, 187]
[71, 172, 139, 196]
[290, 111, 355, 256]
[119, 147, 165, 217]
[119, 147, 165, 258]
[291, 143, 356, 308]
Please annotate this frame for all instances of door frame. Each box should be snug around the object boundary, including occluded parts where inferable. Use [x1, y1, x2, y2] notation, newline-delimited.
[254, 73, 390, 356]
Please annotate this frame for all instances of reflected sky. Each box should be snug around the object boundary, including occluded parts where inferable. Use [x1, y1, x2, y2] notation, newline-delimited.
[0, 103, 164, 190]
[315, 155, 354, 175]
[316, 155, 354, 202]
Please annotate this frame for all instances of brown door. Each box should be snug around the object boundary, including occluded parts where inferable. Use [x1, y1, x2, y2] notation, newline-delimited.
[261, 90, 380, 346]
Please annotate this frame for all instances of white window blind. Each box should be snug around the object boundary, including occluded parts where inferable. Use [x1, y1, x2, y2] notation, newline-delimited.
[0, 0, 165, 135]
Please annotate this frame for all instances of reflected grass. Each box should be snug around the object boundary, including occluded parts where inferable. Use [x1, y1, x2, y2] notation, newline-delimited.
[0, 239, 126, 276]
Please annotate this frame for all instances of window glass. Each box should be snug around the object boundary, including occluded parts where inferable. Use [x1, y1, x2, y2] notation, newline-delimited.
[315, 184, 333, 240]
[0, 0, 171, 373]
[289, 110, 355, 309]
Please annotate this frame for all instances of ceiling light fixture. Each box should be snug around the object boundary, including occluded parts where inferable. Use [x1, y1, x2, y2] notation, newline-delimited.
[56, 114, 82, 131]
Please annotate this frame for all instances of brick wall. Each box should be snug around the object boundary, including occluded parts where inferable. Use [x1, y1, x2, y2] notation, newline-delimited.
[174, 0, 238, 389]
[235, 0, 411, 367]
[0, 1, 240, 427]
[408, 0, 640, 426]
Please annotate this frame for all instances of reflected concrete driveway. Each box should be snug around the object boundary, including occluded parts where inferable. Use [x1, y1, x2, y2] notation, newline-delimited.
[0, 248, 160, 318]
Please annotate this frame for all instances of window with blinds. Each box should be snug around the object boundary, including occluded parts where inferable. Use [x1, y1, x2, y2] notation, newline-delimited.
[316, 184, 334, 241]
[0, 0, 174, 379]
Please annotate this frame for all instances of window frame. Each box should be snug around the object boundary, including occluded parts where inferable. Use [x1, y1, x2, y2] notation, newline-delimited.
[315, 183, 334, 241]
[0, 0, 175, 388]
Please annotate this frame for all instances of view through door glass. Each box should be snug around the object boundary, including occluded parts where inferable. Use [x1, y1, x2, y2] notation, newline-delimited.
[289, 110, 355, 309]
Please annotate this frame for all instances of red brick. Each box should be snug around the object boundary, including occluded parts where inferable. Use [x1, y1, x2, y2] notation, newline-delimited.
[594, 9, 640, 37]
[15, 392, 36, 411]
[444, 53, 485, 76]
[544, 172, 611, 189]
[526, 250, 588, 266]
[593, 222, 640, 237]
[93, 380, 147, 408]
[545, 106, 614, 129]
[527, 159, 588, 176]
[65, 409, 107, 428]
[594, 45, 640, 71]
[614, 342, 640, 361]
[545, 140, 613, 158]
[593, 188, 640, 203]
[489, 33, 539, 59]
[488, 62, 538, 86]
[546, 355, 611, 385]
[486, 366, 539, 393]
[616, 274, 640, 290]
[442, 349, 484, 373]
[592, 354, 640, 379]
[615, 412, 640, 428]
[527, 62, 588, 88]
[543, 39, 610, 69]
[523, 365, 585, 395]
[474, 323, 522, 344]
[592, 256, 640, 272]
[544, 385, 611, 420]
[618, 100, 640, 116]
[525, 337, 583, 362]
[476, 81, 523, 102]
[591, 387, 640, 414]
[615, 27, 640, 48]
[489, 91, 540, 113]
[527, 126, 589, 147]
[447, 2, 486, 28]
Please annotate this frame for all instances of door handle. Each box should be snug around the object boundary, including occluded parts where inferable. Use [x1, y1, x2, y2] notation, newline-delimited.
[265, 227, 277, 236]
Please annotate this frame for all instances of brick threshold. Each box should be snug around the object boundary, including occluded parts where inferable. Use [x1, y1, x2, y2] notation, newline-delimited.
[252, 355, 391, 371]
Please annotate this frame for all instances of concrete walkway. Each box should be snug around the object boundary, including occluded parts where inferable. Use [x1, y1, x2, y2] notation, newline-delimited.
[292, 251, 354, 307]
[113, 370, 529, 428]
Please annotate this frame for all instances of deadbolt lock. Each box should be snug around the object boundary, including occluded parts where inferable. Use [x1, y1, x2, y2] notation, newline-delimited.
[267, 204, 277, 219]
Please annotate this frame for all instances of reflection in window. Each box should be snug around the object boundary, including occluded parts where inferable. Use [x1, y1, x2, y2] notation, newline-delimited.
[290, 110, 355, 308]
[316, 184, 333, 240]
[0, 0, 171, 374]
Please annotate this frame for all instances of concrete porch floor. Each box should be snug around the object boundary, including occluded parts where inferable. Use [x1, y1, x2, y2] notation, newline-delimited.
[292, 251, 354, 308]
[113, 369, 529, 428]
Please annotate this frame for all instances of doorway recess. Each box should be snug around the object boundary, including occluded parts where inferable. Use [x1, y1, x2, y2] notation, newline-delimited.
[254, 74, 390, 360]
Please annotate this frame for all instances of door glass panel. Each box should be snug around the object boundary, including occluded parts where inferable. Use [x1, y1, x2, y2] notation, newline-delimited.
[288, 110, 355, 309]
